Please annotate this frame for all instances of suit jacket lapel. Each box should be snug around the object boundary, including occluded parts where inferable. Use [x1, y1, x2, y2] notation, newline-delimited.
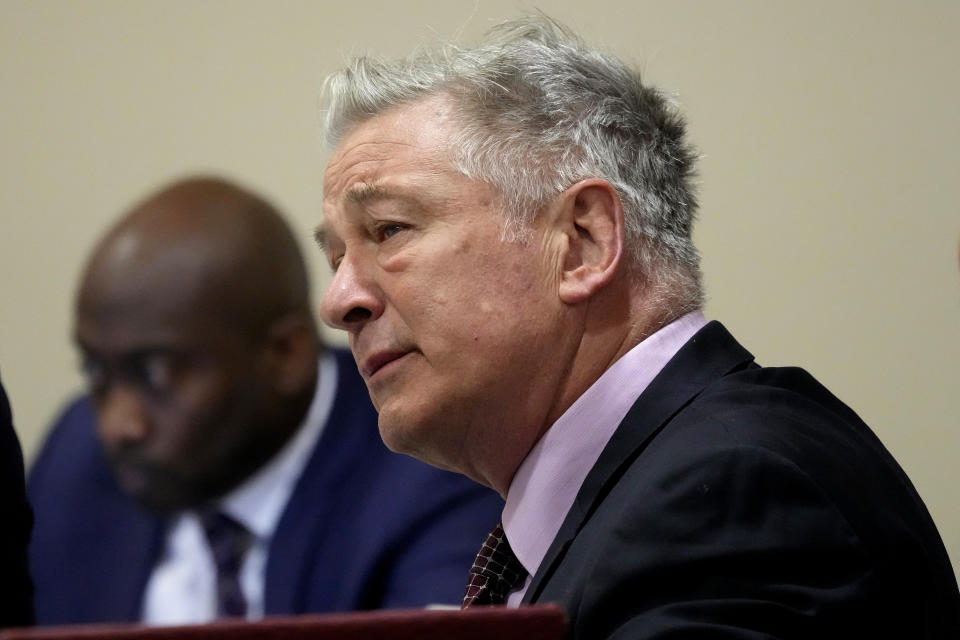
[524, 321, 754, 603]
[264, 350, 378, 613]
[109, 515, 165, 621]
[89, 461, 166, 621]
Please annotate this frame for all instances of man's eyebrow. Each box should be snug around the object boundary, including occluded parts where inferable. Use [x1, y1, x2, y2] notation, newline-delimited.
[344, 182, 391, 206]
[313, 225, 329, 250]
[346, 182, 429, 211]
[315, 183, 424, 250]
[313, 184, 387, 251]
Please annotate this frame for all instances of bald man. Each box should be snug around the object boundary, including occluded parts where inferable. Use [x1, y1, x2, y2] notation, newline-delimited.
[28, 177, 502, 625]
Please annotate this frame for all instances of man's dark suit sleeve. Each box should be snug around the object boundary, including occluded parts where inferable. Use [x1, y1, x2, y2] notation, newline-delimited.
[0, 376, 34, 627]
[569, 441, 877, 639]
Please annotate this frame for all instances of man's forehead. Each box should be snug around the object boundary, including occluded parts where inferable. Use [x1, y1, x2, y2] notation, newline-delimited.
[316, 174, 469, 251]
[319, 150, 459, 249]
[317, 95, 484, 250]
[78, 250, 229, 342]
[325, 97, 456, 183]
[331, 94, 456, 151]
[74, 308, 196, 357]
[75, 291, 231, 364]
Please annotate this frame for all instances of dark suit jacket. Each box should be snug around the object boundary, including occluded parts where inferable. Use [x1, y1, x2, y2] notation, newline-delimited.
[524, 322, 960, 639]
[0, 375, 34, 628]
[28, 349, 503, 625]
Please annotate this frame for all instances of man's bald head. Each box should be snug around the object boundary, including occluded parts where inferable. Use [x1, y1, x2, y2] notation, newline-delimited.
[79, 176, 312, 340]
[75, 176, 320, 513]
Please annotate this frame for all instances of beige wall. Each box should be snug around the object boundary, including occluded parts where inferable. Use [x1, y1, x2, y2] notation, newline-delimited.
[1, 0, 957, 580]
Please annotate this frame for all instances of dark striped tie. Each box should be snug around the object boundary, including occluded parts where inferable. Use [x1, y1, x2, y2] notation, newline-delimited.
[199, 510, 253, 618]
[462, 522, 528, 608]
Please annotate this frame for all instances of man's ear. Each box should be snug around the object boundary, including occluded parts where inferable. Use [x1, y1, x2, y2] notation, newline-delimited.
[554, 179, 625, 304]
[262, 313, 319, 395]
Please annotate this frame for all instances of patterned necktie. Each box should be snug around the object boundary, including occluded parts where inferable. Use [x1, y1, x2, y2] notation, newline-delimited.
[199, 510, 253, 618]
[462, 522, 528, 608]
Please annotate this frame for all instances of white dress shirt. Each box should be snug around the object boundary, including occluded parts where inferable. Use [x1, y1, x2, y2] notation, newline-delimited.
[141, 354, 338, 625]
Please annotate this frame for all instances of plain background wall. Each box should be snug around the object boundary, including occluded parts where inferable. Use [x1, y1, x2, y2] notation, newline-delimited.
[1, 0, 957, 581]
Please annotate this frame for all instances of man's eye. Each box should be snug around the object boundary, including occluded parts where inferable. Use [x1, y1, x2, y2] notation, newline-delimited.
[81, 360, 107, 395]
[375, 222, 405, 241]
[140, 356, 176, 394]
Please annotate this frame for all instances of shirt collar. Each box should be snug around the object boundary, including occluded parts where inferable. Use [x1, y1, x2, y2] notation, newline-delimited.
[502, 311, 707, 579]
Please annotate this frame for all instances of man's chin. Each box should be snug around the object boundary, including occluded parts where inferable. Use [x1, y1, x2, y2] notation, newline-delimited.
[111, 464, 190, 514]
[111, 461, 150, 496]
[377, 416, 462, 475]
[125, 488, 186, 515]
[377, 419, 417, 456]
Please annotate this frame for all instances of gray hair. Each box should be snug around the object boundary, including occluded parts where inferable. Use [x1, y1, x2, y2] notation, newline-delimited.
[321, 15, 703, 314]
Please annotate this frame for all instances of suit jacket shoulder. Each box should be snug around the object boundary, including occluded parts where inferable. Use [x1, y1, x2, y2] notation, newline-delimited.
[0, 377, 34, 627]
[528, 322, 960, 639]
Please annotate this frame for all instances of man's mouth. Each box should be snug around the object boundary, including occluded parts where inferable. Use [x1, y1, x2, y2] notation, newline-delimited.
[110, 458, 153, 494]
[360, 349, 413, 378]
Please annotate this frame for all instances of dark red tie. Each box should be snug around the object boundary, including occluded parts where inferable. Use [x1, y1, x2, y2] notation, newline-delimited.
[462, 522, 528, 608]
[200, 510, 253, 618]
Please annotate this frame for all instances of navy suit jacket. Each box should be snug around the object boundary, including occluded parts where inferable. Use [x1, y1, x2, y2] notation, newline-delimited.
[28, 349, 503, 625]
[0, 375, 33, 628]
[525, 322, 960, 639]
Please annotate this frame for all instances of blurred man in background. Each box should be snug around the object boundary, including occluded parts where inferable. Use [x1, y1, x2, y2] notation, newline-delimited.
[29, 176, 502, 625]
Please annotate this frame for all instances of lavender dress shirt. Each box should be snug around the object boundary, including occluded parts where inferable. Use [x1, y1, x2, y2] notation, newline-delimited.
[503, 311, 707, 606]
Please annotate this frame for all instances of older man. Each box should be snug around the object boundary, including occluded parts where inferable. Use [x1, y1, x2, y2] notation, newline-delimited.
[316, 16, 960, 639]
[28, 176, 502, 625]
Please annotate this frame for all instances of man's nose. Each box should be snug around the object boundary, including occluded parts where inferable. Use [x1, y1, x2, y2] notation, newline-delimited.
[319, 254, 383, 332]
[96, 385, 150, 447]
